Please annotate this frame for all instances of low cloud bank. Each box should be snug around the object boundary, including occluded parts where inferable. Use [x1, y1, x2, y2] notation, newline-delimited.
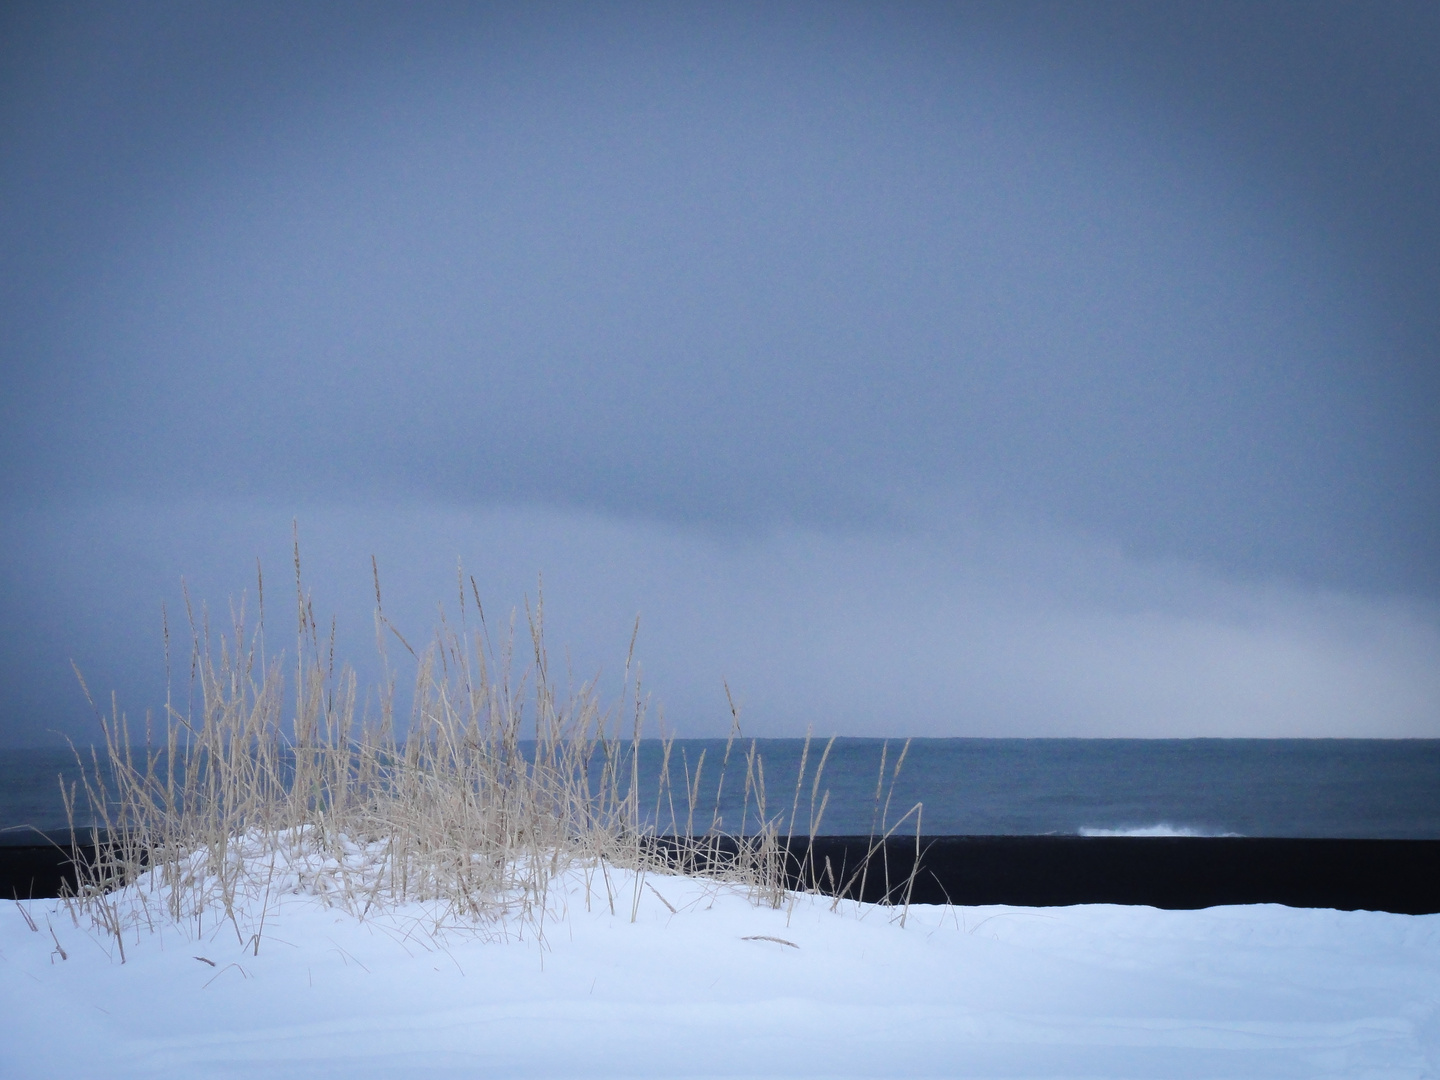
[2, 498, 1436, 744]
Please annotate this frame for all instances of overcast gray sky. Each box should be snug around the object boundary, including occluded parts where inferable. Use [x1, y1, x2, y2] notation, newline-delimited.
[2, 1, 1437, 745]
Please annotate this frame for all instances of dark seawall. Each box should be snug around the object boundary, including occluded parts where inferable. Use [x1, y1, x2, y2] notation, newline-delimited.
[792, 835, 1440, 914]
[6, 835, 1437, 914]
[1, 840, 91, 900]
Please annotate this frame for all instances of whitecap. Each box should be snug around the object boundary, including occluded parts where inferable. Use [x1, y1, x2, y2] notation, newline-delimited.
[1077, 835, 1244, 840]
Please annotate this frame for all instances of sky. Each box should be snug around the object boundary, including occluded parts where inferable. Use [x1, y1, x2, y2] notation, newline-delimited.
[1, 0, 1437, 745]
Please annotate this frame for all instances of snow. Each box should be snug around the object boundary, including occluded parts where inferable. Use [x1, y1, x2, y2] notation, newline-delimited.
[4, 863, 1438, 1079]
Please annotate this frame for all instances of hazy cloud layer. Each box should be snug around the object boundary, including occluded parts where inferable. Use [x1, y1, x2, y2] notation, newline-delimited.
[1, 3, 1437, 742]
[2, 500, 1435, 744]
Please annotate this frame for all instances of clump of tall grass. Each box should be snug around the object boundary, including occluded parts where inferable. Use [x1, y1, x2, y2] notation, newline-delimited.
[62, 550, 922, 954]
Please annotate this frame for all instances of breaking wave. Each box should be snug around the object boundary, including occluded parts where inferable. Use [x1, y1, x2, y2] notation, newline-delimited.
[1078, 824, 1243, 838]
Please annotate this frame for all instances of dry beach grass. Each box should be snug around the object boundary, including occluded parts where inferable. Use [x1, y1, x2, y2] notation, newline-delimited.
[15, 552, 1440, 1079]
[58, 545, 923, 955]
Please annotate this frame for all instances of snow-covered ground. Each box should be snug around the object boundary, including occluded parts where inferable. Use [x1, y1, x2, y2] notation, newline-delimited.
[4, 865, 1438, 1079]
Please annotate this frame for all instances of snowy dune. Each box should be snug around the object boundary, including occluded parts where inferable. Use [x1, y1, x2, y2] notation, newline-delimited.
[4, 866, 1438, 1079]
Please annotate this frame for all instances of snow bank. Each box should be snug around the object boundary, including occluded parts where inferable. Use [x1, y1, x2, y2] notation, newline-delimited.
[4, 865, 1438, 1078]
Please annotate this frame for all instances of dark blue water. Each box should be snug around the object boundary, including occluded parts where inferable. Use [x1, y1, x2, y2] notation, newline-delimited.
[1, 747, 96, 840]
[3, 739, 1437, 841]
[628, 738, 1440, 839]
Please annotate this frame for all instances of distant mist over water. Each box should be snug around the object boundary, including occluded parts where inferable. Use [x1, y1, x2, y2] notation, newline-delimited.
[3, 738, 1436, 841]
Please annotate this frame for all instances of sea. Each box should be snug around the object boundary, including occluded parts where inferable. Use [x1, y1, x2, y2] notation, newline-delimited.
[2, 738, 1437, 841]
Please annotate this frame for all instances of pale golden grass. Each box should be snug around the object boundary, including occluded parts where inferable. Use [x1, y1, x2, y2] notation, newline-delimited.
[60, 544, 923, 955]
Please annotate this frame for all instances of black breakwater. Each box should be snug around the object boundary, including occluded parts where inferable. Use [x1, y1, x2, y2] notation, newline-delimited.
[816, 836, 1440, 914]
[6, 835, 1436, 914]
[0, 841, 90, 900]
[653, 835, 1440, 915]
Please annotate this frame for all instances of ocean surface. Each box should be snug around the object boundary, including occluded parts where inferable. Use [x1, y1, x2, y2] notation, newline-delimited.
[2, 738, 1437, 841]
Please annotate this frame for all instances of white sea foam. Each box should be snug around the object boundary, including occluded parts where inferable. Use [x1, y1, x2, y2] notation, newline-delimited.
[1077, 835, 1244, 840]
